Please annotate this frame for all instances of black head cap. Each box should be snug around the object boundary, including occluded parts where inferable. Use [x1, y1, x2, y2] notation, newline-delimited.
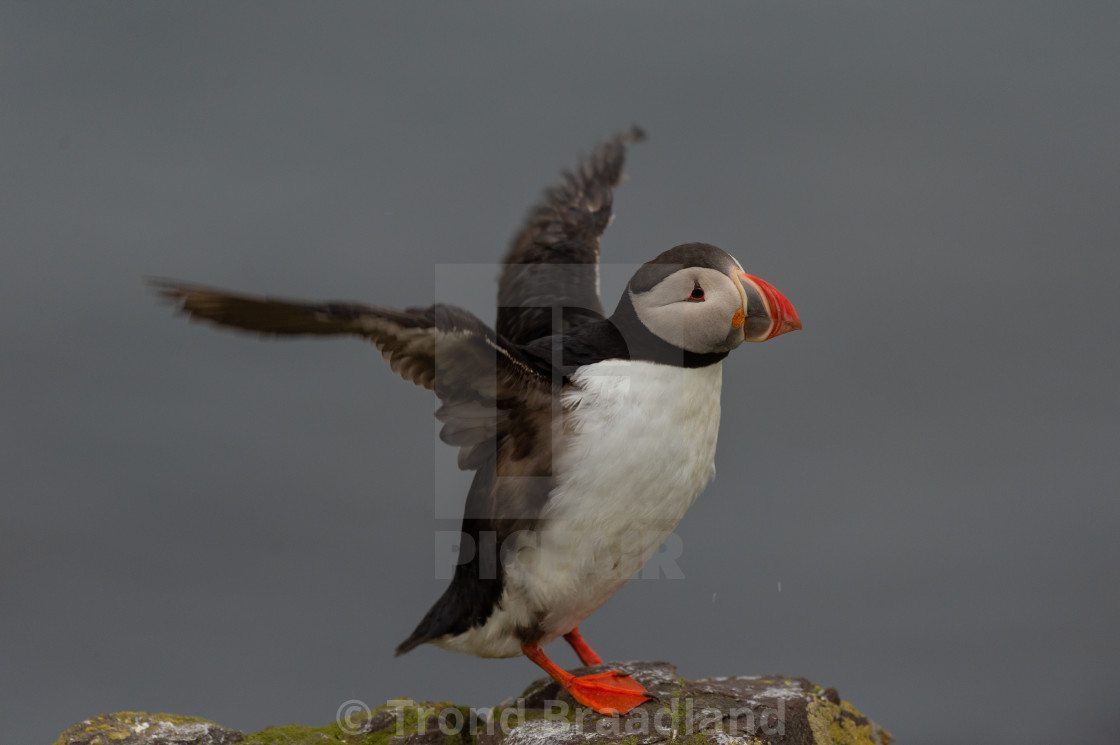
[625, 242, 742, 296]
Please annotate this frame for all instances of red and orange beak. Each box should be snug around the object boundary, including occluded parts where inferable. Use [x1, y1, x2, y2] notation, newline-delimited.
[734, 271, 802, 342]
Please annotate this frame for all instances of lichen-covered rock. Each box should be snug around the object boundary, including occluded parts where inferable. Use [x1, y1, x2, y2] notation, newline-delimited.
[53, 664, 893, 745]
[52, 701, 478, 745]
[482, 662, 894, 745]
[52, 713, 243, 745]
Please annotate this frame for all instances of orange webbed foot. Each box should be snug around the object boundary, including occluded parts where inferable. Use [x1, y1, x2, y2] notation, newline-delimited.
[522, 640, 651, 716]
[561, 669, 651, 715]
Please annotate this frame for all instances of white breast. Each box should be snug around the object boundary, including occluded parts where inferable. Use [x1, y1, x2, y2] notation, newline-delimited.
[436, 360, 724, 658]
[521, 360, 723, 641]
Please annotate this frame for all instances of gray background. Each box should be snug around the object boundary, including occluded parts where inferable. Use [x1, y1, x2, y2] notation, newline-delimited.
[3, 3, 1118, 744]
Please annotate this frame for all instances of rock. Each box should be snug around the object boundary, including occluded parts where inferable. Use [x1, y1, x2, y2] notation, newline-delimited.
[51, 703, 479, 745]
[52, 713, 243, 745]
[485, 662, 893, 744]
[53, 663, 893, 745]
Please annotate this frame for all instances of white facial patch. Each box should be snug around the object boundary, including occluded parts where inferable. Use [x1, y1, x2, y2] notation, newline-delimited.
[630, 267, 745, 354]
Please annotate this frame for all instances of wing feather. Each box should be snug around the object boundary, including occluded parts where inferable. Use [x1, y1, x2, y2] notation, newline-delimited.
[151, 279, 551, 471]
[497, 126, 645, 345]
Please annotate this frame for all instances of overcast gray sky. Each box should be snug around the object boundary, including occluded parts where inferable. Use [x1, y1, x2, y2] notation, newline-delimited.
[3, 3, 1119, 744]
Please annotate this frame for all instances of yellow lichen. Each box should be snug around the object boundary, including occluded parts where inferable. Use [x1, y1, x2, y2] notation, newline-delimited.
[806, 696, 893, 745]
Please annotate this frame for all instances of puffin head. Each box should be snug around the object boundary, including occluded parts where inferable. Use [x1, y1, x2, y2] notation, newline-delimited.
[620, 242, 801, 355]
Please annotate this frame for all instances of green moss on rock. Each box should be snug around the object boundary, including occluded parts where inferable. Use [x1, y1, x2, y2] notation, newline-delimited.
[806, 696, 894, 745]
[240, 699, 478, 745]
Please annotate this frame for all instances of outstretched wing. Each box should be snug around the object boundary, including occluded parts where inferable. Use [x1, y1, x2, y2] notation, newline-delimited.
[151, 279, 550, 471]
[497, 126, 645, 346]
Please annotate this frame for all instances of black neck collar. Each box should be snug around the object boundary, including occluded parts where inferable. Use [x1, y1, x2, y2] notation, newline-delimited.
[607, 292, 730, 369]
[522, 295, 729, 377]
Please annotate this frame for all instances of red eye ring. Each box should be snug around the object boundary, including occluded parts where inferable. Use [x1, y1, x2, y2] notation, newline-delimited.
[688, 283, 705, 301]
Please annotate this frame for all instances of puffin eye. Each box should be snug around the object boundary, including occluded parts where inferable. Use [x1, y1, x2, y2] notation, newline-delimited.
[688, 283, 705, 302]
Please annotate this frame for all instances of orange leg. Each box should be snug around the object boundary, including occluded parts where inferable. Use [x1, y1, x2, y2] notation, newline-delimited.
[522, 642, 649, 716]
[563, 626, 604, 666]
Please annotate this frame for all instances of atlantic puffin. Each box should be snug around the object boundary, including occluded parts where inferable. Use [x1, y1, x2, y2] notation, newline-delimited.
[153, 127, 801, 715]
